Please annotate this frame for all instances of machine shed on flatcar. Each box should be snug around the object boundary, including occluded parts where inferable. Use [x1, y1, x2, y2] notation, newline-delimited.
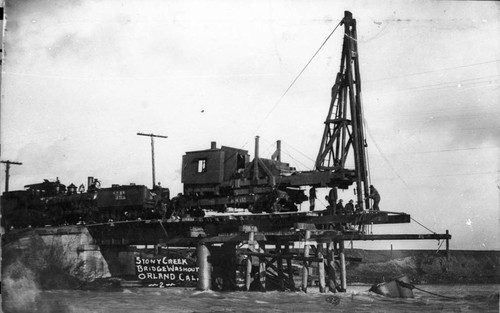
[182, 142, 249, 196]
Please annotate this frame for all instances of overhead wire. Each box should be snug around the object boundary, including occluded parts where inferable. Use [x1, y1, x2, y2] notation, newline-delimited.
[364, 59, 500, 84]
[281, 141, 316, 169]
[257, 137, 311, 170]
[364, 124, 410, 188]
[387, 145, 499, 156]
[368, 78, 500, 96]
[280, 148, 311, 171]
[395, 75, 500, 93]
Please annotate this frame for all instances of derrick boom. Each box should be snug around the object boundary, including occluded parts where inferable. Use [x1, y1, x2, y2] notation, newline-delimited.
[315, 11, 370, 210]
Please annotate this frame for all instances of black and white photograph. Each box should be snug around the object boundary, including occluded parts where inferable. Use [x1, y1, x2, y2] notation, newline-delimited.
[1, 1, 499, 312]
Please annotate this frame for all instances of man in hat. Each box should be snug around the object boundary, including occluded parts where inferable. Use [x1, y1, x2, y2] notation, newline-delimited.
[309, 186, 317, 211]
[367, 185, 381, 211]
[344, 199, 355, 215]
[335, 199, 344, 215]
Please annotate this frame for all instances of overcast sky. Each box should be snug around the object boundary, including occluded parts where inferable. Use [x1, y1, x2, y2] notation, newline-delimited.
[1, 0, 499, 250]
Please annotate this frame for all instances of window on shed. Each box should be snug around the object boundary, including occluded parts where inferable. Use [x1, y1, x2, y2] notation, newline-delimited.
[236, 153, 245, 170]
[197, 159, 207, 173]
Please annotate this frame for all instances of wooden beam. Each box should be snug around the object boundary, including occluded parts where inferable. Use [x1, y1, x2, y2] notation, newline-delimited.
[335, 233, 452, 241]
[238, 251, 323, 263]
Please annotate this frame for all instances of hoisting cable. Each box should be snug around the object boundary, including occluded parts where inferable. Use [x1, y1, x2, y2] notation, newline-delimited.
[396, 280, 458, 300]
[410, 217, 437, 234]
[241, 20, 343, 149]
[275, 20, 342, 107]
[377, 210, 440, 236]
[281, 141, 316, 169]
[364, 125, 410, 188]
[281, 148, 310, 170]
[435, 238, 445, 254]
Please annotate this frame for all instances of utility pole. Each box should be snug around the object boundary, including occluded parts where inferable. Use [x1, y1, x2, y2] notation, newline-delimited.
[137, 133, 167, 188]
[1, 160, 22, 192]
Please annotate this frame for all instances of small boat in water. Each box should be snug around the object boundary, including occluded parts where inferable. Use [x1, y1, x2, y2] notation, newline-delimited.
[369, 275, 414, 298]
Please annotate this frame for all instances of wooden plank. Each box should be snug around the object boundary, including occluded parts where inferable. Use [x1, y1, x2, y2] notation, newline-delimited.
[335, 233, 452, 241]
[238, 251, 323, 263]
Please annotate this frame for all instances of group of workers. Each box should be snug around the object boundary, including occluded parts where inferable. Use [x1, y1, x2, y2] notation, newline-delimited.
[308, 185, 381, 213]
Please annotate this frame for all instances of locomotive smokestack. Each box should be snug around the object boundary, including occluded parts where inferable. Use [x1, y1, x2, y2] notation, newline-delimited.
[253, 136, 260, 180]
[87, 176, 94, 190]
[211, 141, 217, 149]
[254, 136, 260, 159]
[276, 140, 281, 162]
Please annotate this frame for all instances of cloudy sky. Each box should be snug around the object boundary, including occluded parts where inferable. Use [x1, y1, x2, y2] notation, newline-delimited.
[1, 0, 499, 250]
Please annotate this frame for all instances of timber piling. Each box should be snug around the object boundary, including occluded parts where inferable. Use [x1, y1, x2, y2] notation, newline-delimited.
[197, 243, 211, 291]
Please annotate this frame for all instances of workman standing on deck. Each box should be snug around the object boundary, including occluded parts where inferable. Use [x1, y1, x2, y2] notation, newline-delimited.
[309, 187, 317, 211]
[335, 199, 344, 215]
[344, 200, 354, 215]
[325, 196, 334, 216]
[367, 185, 381, 211]
[328, 187, 337, 211]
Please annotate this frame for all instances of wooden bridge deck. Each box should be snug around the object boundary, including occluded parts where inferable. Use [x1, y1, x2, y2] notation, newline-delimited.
[4, 210, 451, 247]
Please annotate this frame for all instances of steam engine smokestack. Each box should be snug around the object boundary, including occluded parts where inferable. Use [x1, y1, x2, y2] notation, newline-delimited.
[254, 136, 260, 180]
[276, 140, 281, 162]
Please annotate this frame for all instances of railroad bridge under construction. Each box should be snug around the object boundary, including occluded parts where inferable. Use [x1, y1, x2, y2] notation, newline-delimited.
[4, 210, 451, 293]
[2, 11, 452, 293]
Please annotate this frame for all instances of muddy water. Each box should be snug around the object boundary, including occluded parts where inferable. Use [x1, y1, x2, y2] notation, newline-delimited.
[2, 284, 498, 313]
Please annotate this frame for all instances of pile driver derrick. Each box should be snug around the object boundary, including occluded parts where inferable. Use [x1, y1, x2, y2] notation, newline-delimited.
[315, 11, 370, 210]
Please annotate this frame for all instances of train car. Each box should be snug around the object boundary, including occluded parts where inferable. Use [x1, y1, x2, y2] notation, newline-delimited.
[1, 177, 169, 229]
[96, 184, 161, 222]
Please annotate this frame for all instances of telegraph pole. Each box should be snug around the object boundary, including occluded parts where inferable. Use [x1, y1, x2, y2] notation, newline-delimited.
[1, 160, 22, 192]
[137, 133, 167, 188]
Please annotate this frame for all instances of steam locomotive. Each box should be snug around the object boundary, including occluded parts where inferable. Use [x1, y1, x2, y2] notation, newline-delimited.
[1, 177, 170, 229]
[1, 138, 354, 229]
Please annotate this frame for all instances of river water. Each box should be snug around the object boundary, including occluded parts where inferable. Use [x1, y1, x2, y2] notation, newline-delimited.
[3, 284, 499, 313]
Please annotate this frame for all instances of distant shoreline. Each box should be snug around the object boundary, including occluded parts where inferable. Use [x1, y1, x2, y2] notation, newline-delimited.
[344, 249, 500, 285]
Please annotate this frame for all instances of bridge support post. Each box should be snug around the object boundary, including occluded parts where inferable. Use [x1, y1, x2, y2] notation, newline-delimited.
[197, 243, 212, 291]
[317, 243, 326, 293]
[339, 240, 346, 292]
[245, 231, 255, 291]
[326, 241, 338, 292]
[258, 245, 266, 291]
[277, 243, 285, 291]
[446, 229, 450, 260]
[285, 244, 295, 291]
[301, 229, 311, 292]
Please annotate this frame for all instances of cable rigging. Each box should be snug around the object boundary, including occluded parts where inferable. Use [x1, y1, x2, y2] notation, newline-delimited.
[241, 20, 343, 149]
